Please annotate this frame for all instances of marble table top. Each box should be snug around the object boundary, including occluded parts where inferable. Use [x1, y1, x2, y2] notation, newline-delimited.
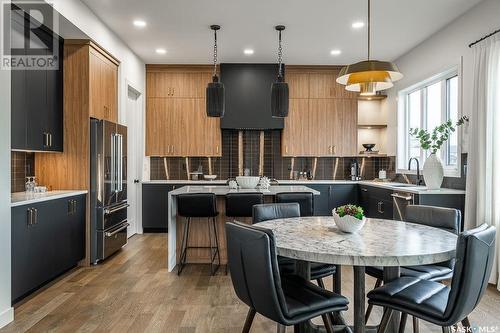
[257, 217, 457, 267]
[169, 185, 320, 196]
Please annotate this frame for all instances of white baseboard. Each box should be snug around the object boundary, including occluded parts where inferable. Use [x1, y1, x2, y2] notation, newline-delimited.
[0, 306, 13, 329]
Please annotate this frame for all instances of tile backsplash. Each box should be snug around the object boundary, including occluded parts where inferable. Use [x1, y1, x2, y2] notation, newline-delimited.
[150, 130, 396, 181]
[11, 152, 35, 193]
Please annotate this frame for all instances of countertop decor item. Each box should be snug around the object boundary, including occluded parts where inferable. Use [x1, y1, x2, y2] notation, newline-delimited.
[203, 175, 217, 181]
[259, 176, 271, 189]
[362, 143, 375, 152]
[336, 0, 403, 96]
[236, 176, 261, 189]
[410, 115, 469, 189]
[271, 25, 289, 117]
[228, 180, 238, 189]
[206, 24, 225, 117]
[332, 204, 366, 233]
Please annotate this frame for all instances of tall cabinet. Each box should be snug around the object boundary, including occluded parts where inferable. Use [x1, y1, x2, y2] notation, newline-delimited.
[282, 67, 358, 157]
[145, 66, 221, 157]
[35, 40, 120, 265]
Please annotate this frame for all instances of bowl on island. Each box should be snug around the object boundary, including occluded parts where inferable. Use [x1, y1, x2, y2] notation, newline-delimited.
[332, 204, 366, 233]
[236, 176, 261, 189]
[203, 175, 217, 181]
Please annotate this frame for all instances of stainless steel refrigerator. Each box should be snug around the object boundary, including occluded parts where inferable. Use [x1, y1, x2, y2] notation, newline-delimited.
[90, 119, 128, 264]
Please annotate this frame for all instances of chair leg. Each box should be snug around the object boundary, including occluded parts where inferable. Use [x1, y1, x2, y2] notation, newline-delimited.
[365, 278, 383, 323]
[441, 327, 451, 333]
[276, 323, 286, 333]
[207, 217, 216, 275]
[377, 309, 393, 333]
[398, 313, 408, 333]
[212, 217, 221, 266]
[412, 316, 420, 333]
[178, 217, 191, 275]
[242, 308, 256, 333]
[321, 314, 334, 333]
[461, 317, 471, 330]
[317, 278, 326, 289]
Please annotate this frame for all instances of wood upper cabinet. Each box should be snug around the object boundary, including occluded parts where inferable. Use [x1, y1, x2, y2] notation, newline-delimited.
[145, 66, 221, 157]
[286, 73, 309, 98]
[282, 67, 358, 157]
[89, 48, 118, 122]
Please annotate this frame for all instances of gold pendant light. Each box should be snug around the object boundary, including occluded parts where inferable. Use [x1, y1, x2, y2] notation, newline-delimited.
[337, 0, 403, 96]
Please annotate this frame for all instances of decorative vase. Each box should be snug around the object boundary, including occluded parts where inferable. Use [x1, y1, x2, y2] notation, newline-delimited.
[423, 153, 444, 190]
[332, 212, 366, 233]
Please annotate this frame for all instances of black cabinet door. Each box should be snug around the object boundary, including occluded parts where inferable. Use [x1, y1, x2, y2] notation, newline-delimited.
[70, 195, 86, 263]
[306, 185, 331, 216]
[142, 184, 171, 232]
[329, 184, 358, 211]
[358, 186, 371, 216]
[44, 36, 64, 151]
[369, 198, 393, 220]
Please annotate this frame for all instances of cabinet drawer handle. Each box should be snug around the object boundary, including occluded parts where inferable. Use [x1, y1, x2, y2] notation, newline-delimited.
[361, 188, 368, 192]
[105, 223, 129, 237]
[27, 208, 33, 226]
[332, 145, 336, 154]
[390, 193, 413, 201]
[216, 146, 219, 154]
[49, 133, 52, 147]
[378, 201, 384, 214]
[33, 208, 38, 225]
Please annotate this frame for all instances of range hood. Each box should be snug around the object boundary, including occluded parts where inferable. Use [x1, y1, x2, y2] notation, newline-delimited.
[220, 63, 285, 130]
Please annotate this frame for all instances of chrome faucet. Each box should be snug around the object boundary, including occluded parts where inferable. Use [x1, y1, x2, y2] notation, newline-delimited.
[408, 157, 423, 186]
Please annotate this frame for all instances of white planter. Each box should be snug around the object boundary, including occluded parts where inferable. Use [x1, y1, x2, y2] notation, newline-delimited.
[332, 212, 366, 233]
[423, 153, 444, 190]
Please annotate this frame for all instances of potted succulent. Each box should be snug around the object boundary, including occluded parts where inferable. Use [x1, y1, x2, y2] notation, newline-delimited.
[409, 116, 468, 189]
[332, 204, 366, 233]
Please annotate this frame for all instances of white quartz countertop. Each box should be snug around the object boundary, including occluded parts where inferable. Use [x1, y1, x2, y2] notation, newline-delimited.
[143, 179, 465, 195]
[11, 190, 88, 207]
[169, 185, 320, 196]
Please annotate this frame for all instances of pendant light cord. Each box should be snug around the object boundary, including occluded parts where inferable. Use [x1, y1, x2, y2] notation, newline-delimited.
[213, 29, 218, 77]
[367, 0, 371, 61]
[277, 29, 283, 78]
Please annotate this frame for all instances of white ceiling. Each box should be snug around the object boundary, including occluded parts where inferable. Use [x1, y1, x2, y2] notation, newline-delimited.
[81, 0, 482, 65]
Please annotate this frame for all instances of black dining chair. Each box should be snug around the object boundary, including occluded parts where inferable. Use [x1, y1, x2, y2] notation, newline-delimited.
[365, 205, 461, 323]
[368, 223, 495, 333]
[252, 203, 337, 289]
[275, 192, 314, 217]
[226, 221, 349, 333]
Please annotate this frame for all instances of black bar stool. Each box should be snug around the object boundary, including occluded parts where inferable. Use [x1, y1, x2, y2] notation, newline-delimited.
[225, 193, 264, 221]
[275, 192, 314, 217]
[177, 193, 220, 276]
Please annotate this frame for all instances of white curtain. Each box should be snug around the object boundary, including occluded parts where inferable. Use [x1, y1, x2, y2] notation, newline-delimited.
[465, 33, 500, 288]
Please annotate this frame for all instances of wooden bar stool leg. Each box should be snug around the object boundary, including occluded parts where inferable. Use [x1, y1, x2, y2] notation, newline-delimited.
[242, 308, 256, 333]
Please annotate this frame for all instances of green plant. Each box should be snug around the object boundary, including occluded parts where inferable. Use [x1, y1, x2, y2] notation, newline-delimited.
[409, 116, 469, 154]
[335, 204, 365, 220]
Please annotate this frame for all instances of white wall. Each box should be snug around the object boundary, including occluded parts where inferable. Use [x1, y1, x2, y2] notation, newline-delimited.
[51, 0, 146, 124]
[0, 2, 13, 326]
[383, 0, 500, 156]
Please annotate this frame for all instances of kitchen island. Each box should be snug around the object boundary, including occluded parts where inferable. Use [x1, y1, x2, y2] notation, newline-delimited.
[166, 185, 320, 271]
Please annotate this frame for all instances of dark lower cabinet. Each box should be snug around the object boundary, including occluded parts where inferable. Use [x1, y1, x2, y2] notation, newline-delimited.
[358, 185, 393, 219]
[142, 184, 175, 232]
[309, 184, 358, 216]
[11, 194, 85, 304]
[308, 185, 331, 216]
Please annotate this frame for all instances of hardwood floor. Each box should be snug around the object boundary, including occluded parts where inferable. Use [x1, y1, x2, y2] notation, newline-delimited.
[2, 233, 500, 333]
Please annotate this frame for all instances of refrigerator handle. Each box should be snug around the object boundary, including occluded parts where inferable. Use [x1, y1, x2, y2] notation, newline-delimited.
[110, 133, 115, 193]
[118, 134, 123, 192]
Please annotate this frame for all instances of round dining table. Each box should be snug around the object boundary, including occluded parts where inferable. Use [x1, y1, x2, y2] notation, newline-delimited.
[257, 216, 458, 333]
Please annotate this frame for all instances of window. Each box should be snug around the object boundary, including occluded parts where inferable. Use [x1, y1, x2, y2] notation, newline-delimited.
[397, 68, 461, 177]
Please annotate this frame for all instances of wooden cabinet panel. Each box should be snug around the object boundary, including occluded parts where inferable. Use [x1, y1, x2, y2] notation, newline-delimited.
[147, 72, 212, 98]
[89, 49, 118, 122]
[286, 73, 309, 98]
[146, 98, 172, 156]
[282, 99, 310, 156]
[337, 99, 358, 156]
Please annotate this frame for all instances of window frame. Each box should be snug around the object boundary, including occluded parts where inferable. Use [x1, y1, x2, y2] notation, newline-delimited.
[397, 66, 462, 178]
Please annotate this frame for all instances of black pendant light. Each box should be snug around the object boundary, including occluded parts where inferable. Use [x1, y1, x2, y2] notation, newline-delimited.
[206, 25, 225, 117]
[271, 25, 289, 118]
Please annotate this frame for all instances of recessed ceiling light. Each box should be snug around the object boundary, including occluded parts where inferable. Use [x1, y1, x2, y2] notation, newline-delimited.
[352, 21, 365, 29]
[133, 20, 147, 28]
[155, 48, 167, 54]
[243, 49, 254, 55]
[330, 49, 341, 56]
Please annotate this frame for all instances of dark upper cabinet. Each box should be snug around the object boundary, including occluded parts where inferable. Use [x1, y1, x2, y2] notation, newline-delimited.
[10, 9, 63, 152]
[11, 194, 85, 304]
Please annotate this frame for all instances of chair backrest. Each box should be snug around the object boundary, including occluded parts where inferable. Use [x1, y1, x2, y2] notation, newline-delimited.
[252, 203, 300, 224]
[226, 222, 289, 323]
[405, 205, 461, 234]
[177, 193, 217, 218]
[405, 205, 461, 270]
[225, 193, 264, 218]
[275, 192, 314, 217]
[444, 224, 496, 325]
